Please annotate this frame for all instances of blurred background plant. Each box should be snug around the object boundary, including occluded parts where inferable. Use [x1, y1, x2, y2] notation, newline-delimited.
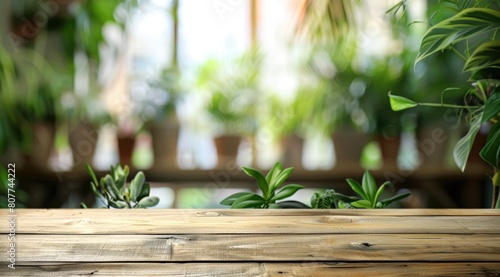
[197, 49, 262, 137]
[0, 0, 495, 208]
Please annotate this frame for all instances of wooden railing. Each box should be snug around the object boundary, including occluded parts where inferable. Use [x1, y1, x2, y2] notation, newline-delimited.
[1, 209, 499, 276]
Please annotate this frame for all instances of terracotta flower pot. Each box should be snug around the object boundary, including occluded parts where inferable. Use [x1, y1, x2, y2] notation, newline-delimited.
[416, 123, 450, 167]
[117, 136, 136, 167]
[377, 135, 401, 168]
[68, 122, 99, 169]
[281, 134, 304, 169]
[149, 119, 180, 170]
[332, 127, 369, 167]
[214, 135, 241, 168]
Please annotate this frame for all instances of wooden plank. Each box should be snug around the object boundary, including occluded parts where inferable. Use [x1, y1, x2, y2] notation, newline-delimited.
[5, 209, 500, 218]
[2, 210, 499, 235]
[6, 234, 500, 262]
[2, 262, 500, 276]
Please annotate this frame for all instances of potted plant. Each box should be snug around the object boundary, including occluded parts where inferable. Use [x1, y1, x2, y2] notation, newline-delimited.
[263, 89, 312, 169]
[388, 0, 500, 208]
[140, 67, 183, 169]
[64, 0, 136, 167]
[0, 33, 69, 170]
[303, 45, 371, 167]
[64, 91, 112, 170]
[197, 50, 262, 167]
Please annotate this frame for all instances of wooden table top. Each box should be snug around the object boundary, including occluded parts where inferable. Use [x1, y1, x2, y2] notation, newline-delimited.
[1, 209, 500, 276]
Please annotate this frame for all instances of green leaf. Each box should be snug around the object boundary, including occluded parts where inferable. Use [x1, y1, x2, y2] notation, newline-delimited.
[388, 92, 418, 111]
[86, 163, 99, 188]
[137, 183, 151, 201]
[464, 41, 500, 73]
[380, 192, 411, 208]
[242, 166, 268, 198]
[80, 202, 88, 209]
[480, 122, 500, 171]
[331, 192, 359, 203]
[137, 196, 159, 208]
[271, 184, 304, 202]
[310, 192, 321, 208]
[351, 200, 372, 209]
[268, 203, 281, 209]
[129, 171, 146, 202]
[104, 175, 122, 200]
[453, 113, 483, 172]
[231, 193, 266, 209]
[265, 162, 282, 186]
[108, 199, 128, 209]
[416, 8, 500, 65]
[220, 192, 254, 206]
[114, 174, 127, 191]
[123, 165, 130, 178]
[90, 181, 102, 199]
[270, 167, 294, 193]
[346, 178, 368, 200]
[373, 181, 393, 208]
[470, 67, 500, 81]
[110, 165, 116, 179]
[362, 171, 377, 203]
[482, 89, 500, 123]
[276, 200, 311, 209]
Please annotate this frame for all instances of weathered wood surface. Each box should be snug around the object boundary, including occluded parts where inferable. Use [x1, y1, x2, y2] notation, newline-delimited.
[1, 209, 499, 276]
[4, 263, 500, 277]
[2, 209, 500, 234]
[10, 234, 500, 262]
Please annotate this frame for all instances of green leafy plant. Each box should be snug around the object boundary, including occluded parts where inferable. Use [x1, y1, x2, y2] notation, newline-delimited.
[81, 164, 159, 209]
[311, 171, 411, 209]
[220, 162, 307, 209]
[388, 1, 500, 208]
[197, 50, 262, 136]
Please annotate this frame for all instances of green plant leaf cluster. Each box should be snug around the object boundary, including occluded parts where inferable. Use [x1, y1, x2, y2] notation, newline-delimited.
[388, 2, 500, 174]
[220, 162, 305, 209]
[221, 162, 410, 209]
[310, 189, 358, 209]
[311, 171, 410, 209]
[82, 164, 159, 209]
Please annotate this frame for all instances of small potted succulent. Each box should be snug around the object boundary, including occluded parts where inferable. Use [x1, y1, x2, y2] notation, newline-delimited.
[82, 164, 159, 209]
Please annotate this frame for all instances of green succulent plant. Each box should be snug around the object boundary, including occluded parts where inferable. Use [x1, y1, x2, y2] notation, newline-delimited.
[311, 171, 411, 209]
[220, 162, 307, 209]
[82, 164, 159, 209]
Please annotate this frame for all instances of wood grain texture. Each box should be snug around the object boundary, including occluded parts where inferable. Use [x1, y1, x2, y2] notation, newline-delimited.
[1, 209, 499, 235]
[2, 262, 500, 276]
[5, 234, 499, 262]
[1, 209, 499, 276]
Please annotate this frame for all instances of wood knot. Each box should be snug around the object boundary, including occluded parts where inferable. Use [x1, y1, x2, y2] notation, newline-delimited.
[319, 216, 353, 223]
[196, 211, 223, 217]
